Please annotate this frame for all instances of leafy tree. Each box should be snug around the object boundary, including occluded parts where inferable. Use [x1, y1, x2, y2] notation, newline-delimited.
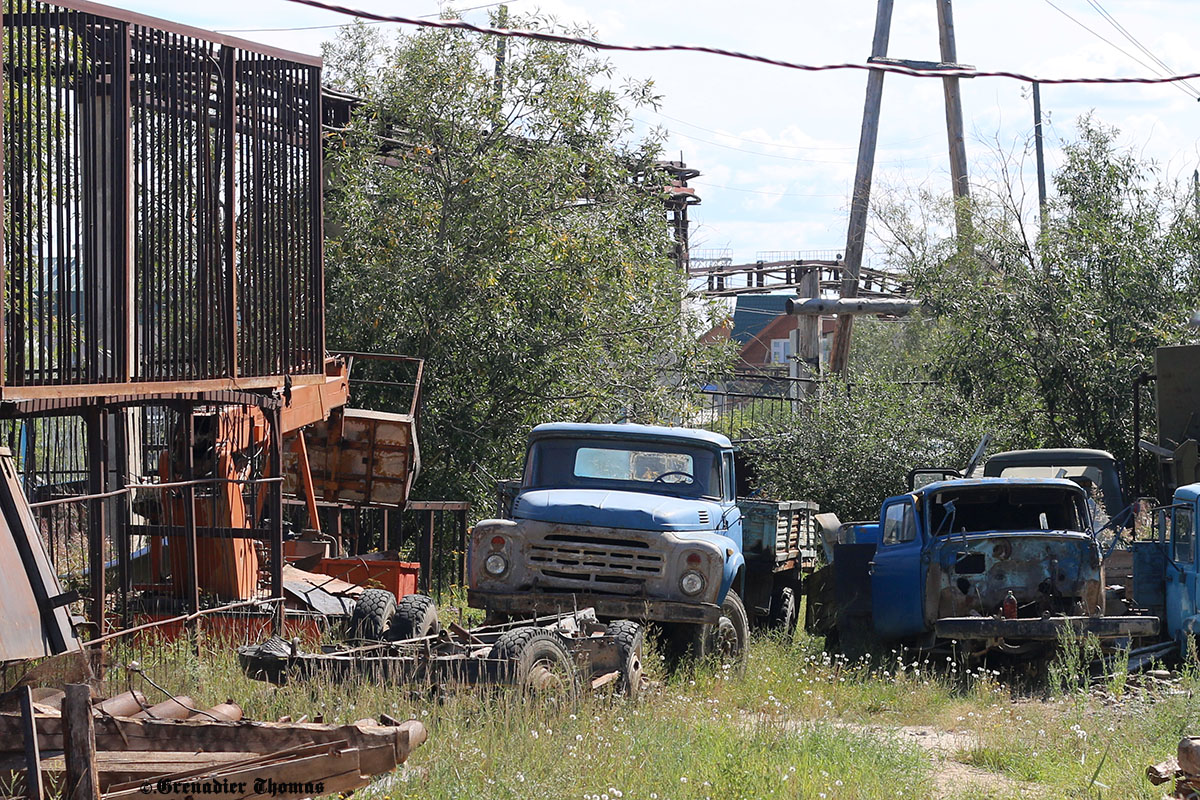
[871, 115, 1200, 475]
[321, 17, 732, 509]
[744, 377, 1014, 520]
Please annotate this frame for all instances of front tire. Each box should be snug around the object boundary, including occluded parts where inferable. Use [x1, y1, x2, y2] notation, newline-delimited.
[709, 589, 750, 670]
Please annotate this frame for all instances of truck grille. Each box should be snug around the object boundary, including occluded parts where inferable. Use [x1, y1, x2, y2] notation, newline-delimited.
[528, 537, 664, 594]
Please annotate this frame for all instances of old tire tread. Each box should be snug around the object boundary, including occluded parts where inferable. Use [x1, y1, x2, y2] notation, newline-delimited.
[604, 620, 645, 699]
[388, 594, 441, 642]
[349, 588, 396, 641]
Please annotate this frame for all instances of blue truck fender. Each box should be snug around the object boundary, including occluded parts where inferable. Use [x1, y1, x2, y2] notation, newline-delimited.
[719, 551, 746, 603]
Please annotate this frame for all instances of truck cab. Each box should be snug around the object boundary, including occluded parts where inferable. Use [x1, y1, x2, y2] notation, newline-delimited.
[469, 423, 756, 660]
[1138, 483, 1200, 655]
[811, 477, 1158, 655]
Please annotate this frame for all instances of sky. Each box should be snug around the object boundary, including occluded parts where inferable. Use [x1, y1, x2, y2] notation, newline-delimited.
[118, 0, 1200, 266]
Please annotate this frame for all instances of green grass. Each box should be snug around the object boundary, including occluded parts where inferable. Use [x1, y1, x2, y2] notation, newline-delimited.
[63, 627, 1200, 800]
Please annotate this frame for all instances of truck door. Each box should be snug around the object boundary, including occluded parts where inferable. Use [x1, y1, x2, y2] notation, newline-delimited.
[1166, 504, 1197, 644]
[871, 498, 925, 640]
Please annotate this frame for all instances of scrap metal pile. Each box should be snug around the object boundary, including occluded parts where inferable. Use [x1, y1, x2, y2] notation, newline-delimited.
[1148, 737, 1200, 798]
[0, 684, 426, 800]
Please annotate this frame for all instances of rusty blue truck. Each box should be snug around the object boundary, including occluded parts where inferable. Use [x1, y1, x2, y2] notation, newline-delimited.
[807, 476, 1159, 658]
[467, 422, 819, 664]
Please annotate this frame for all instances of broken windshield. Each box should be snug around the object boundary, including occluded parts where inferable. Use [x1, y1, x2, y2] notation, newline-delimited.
[928, 485, 1087, 535]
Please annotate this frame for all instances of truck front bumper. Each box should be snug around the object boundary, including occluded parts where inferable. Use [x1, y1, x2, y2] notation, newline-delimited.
[469, 589, 721, 625]
[934, 615, 1159, 641]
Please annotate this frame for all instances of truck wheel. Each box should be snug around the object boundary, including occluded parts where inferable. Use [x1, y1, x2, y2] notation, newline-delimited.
[710, 589, 750, 669]
[604, 620, 645, 699]
[768, 586, 799, 639]
[491, 627, 580, 700]
[348, 588, 396, 641]
[387, 594, 441, 642]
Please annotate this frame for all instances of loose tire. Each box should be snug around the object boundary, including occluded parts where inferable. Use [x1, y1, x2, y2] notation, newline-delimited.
[348, 588, 396, 641]
[767, 585, 799, 639]
[604, 620, 645, 699]
[388, 594, 441, 642]
[491, 627, 580, 699]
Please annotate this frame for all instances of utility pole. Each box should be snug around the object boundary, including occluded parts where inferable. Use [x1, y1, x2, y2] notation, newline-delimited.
[1033, 82, 1048, 229]
[830, 0, 894, 376]
[493, 5, 508, 107]
[788, 266, 821, 398]
[936, 0, 970, 226]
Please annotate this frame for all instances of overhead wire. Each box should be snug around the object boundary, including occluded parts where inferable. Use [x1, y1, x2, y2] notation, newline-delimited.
[216, 0, 516, 33]
[279, 0, 1200, 88]
[1084, 0, 1200, 99]
[649, 110, 936, 152]
[1039, 0, 1198, 100]
[642, 122, 939, 166]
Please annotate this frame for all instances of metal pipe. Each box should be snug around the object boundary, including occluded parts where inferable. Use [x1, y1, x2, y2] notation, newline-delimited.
[787, 296, 921, 316]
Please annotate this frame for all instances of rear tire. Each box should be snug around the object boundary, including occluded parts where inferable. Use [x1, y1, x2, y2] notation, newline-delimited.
[604, 620, 645, 699]
[388, 594, 441, 642]
[768, 585, 799, 639]
[348, 588, 396, 641]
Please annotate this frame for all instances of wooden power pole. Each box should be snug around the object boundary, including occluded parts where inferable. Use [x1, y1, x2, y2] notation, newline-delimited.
[937, 0, 970, 211]
[1033, 82, 1048, 228]
[829, 0, 894, 376]
[830, 0, 971, 374]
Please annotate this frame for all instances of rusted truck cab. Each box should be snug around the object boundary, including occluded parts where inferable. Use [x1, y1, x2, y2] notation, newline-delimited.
[814, 477, 1157, 655]
[469, 423, 751, 658]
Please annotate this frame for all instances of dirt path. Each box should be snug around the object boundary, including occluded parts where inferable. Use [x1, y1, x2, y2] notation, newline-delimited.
[886, 725, 1039, 799]
[748, 713, 1044, 799]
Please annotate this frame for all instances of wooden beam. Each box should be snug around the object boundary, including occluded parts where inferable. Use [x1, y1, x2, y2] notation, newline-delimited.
[62, 685, 99, 800]
[937, 0, 971, 216]
[830, 0, 894, 375]
[19, 687, 44, 800]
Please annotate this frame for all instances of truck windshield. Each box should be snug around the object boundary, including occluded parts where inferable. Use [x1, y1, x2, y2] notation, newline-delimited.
[928, 486, 1087, 535]
[525, 437, 722, 499]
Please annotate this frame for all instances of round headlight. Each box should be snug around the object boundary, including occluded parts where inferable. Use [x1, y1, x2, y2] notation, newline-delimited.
[484, 553, 509, 576]
[679, 569, 705, 596]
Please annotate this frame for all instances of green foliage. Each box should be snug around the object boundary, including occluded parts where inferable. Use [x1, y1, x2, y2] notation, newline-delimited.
[878, 115, 1200, 468]
[321, 18, 732, 509]
[742, 377, 1017, 520]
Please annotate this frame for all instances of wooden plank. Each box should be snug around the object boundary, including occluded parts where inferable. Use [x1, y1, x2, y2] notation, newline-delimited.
[62, 685, 98, 800]
[19, 688, 43, 800]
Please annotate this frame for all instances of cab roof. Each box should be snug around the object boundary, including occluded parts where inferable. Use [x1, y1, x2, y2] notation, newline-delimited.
[915, 476, 1088, 496]
[1177, 483, 1200, 504]
[529, 422, 733, 450]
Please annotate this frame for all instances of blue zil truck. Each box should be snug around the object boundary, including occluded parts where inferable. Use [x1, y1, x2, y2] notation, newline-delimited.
[807, 476, 1158, 658]
[468, 423, 819, 663]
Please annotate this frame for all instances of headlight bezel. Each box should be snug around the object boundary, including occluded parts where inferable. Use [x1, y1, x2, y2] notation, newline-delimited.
[484, 553, 509, 577]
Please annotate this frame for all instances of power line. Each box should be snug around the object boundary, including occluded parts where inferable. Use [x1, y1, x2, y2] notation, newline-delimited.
[698, 183, 844, 198]
[644, 123, 939, 166]
[1084, 0, 1200, 99]
[280, 0, 1200, 87]
[216, 1, 515, 33]
[650, 110, 936, 152]
[1039, 0, 1198, 100]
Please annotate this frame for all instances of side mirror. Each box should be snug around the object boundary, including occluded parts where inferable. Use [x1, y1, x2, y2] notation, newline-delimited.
[1156, 508, 1168, 545]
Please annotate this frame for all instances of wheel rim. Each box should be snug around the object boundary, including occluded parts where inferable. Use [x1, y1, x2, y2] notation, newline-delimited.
[524, 656, 571, 696]
[713, 616, 740, 659]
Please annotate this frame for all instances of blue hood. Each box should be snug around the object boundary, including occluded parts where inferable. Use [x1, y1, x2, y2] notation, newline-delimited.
[514, 488, 723, 532]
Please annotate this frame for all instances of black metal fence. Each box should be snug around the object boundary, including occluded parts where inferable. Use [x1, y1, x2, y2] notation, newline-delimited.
[2, 1, 323, 388]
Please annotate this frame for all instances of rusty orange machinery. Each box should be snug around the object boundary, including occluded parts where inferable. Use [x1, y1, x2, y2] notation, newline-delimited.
[150, 357, 421, 601]
[142, 357, 400, 599]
